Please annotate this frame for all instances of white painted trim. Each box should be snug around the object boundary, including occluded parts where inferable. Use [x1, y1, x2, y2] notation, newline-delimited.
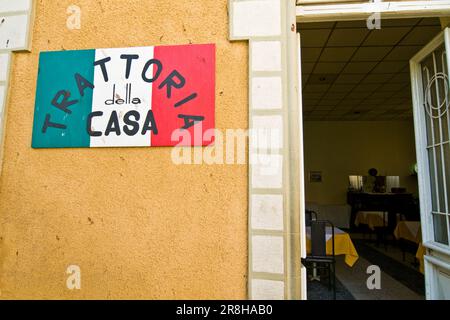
[424, 255, 450, 272]
[424, 241, 450, 257]
[296, 0, 450, 22]
[296, 32, 307, 301]
[410, 33, 438, 301]
[411, 31, 445, 64]
[296, 0, 361, 4]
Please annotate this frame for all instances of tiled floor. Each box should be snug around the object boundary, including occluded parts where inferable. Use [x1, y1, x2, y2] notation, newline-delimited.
[333, 235, 425, 300]
[367, 241, 421, 271]
[351, 232, 421, 272]
[335, 255, 423, 300]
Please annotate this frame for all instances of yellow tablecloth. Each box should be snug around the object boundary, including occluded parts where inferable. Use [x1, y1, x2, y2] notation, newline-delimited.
[393, 221, 424, 274]
[354, 211, 387, 230]
[306, 227, 359, 267]
[394, 221, 421, 244]
[416, 243, 425, 274]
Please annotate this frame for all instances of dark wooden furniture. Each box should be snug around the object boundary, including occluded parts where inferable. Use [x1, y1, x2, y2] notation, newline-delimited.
[347, 192, 418, 232]
[301, 220, 336, 300]
[305, 210, 318, 227]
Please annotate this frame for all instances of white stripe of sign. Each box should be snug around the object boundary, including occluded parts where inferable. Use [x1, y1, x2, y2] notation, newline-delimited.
[91, 47, 154, 147]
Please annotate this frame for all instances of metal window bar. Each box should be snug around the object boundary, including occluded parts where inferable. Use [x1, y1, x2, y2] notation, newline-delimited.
[432, 211, 450, 216]
[424, 65, 441, 216]
[426, 140, 450, 149]
[432, 51, 449, 216]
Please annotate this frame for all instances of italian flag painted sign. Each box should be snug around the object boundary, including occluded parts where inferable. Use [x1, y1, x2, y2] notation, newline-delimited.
[32, 44, 215, 148]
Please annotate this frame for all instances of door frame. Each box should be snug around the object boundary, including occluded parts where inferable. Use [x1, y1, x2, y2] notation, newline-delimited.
[296, 0, 450, 23]
[228, 0, 450, 300]
[410, 30, 448, 250]
[410, 28, 450, 299]
[295, 0, 450, 300]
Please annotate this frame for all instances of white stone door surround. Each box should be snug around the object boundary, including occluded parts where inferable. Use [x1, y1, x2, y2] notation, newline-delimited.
[228, 0, 450, 301]
[229, 0, 304, 300]
[0, 0, 35, 173]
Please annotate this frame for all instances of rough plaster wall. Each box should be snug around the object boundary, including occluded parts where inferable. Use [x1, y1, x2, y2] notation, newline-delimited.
[0, 0, 248, 299]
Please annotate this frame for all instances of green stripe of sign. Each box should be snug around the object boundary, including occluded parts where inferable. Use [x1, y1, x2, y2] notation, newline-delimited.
[32, 49, 95, 148]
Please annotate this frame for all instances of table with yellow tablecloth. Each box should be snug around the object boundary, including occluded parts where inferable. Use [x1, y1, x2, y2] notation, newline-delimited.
[306, 227, 359, 267]
[416, 243, 425, 274]
[394, 221, 421, 244]
[393, 220, 424, 274]
[354, 211, 387, 230]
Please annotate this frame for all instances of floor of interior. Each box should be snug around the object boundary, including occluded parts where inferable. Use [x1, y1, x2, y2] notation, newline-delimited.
[307, 235, 425, 300]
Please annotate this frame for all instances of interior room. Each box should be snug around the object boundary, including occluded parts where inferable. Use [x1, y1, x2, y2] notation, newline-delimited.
[299, 17, 443, 300]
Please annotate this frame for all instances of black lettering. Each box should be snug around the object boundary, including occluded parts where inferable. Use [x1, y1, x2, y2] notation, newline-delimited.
[105, 111, 121, 136]
[74, 73, 94, 97]
[174, 93, 197, 108]
[123, 110, 140, 136]
[42, 114, 66, 133]
[158, 70, 185, 98]
[131, 97, 141, 105]
[120, 54, 139, 79]
[51, 90, 78, 114]
[178, 114, 204, 130]
[105, 84, 116, 105]
[94, 57, 111, 82]
[86, 111, 103, 136]
[141, 110, 158, 135]
[142, 59, 162, 83]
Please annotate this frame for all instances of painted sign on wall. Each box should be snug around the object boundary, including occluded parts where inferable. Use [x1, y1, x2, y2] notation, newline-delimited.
[32, 44, 215, 148]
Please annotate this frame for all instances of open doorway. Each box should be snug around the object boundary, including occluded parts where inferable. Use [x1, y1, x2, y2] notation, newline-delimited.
[298, 17, 443, 300]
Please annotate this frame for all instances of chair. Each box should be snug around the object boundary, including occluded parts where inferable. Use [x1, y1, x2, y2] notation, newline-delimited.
[305, 210, 318, 227]
[301, 220, 336, 300]
[375, 211, 389, 251]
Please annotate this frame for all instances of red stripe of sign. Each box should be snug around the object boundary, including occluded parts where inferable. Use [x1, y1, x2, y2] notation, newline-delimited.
[151, 44, 215, 146]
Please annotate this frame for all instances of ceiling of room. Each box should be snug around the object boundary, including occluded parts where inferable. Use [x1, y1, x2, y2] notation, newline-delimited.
[298, 18, 442, 121]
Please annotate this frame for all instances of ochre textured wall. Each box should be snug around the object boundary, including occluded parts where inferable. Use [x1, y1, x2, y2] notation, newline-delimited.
[0, 0, 248, 299]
